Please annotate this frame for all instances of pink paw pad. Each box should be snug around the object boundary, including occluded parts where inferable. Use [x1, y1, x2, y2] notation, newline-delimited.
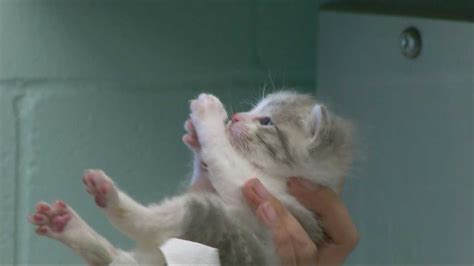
[52, 214, 71, 232]
[31, 213, 47, 224]
[82, 170, 115, 208]
[36, 226, 50, 235]
[29, 200, 72, 235]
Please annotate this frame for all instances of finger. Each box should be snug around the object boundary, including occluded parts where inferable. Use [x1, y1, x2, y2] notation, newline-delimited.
[274, 206, 318, 265]
[320, 204, 359, 248]
[242, 179, 265, 210]
[315, 243, 354, 265]
[256, 202, 297, 265]
[288, 177, 359, 248]
[243, 179, 288, 215]
[257, 201, 317, 265]
[283, 212, 315, 246]
[243, 178, 319, 264]
[287, 177, 335, 215]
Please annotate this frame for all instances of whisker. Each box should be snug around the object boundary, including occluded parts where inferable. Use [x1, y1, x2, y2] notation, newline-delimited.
[267, 70, 276, 91]
[261, 85, 267, 101]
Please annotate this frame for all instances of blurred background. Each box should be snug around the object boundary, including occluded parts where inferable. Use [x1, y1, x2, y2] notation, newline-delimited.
[0, 0, 472, 264]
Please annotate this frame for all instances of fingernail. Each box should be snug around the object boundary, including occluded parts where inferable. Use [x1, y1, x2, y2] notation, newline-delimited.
[250, 179, 269, 200]
[261, 202, 277, 222]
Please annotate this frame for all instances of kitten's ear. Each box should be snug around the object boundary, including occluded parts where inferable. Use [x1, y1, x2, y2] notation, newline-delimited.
[308, 104, 330, 144]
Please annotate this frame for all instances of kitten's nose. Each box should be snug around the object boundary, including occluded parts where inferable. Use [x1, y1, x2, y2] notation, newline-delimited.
[231, 114, 241, 123]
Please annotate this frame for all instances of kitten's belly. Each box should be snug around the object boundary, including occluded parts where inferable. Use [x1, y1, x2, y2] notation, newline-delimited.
[174, 193, 274, 265]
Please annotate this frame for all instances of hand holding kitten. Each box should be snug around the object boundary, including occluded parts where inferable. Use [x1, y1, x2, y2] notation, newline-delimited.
[243, 178, 359, 265]
[186, 110, 358, 265]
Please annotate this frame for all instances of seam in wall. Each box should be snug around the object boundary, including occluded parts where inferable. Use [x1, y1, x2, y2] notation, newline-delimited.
[12, 92, 34, 265]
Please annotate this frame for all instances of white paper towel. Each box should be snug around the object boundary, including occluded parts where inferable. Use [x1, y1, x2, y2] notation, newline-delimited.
[160, 238, 220, 265]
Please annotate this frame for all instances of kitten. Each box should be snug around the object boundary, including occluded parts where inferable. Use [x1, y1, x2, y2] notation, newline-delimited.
[29, 91, 353, 265]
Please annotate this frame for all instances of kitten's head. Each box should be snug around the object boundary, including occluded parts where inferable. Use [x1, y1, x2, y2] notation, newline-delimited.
[226, 91, 353, 191]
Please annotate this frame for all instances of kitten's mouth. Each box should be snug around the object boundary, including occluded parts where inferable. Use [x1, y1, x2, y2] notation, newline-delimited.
[226, 122, 250, 152]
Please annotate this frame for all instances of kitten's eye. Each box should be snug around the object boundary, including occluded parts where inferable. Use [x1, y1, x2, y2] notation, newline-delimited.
[259, 117, 273, 126]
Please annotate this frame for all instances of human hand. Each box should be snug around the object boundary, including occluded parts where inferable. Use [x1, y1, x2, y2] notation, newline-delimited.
[242, 178, 358, 265]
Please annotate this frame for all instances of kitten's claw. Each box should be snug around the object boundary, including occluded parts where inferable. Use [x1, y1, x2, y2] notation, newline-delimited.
[190, 93, 228, 123]
[83, 169, 119, 208]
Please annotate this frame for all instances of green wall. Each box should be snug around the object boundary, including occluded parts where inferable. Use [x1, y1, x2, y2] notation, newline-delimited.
[1, 0, 472, 264]
[317, 7, 473, 265]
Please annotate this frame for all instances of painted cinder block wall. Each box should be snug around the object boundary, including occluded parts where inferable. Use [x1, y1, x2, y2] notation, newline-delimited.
[0, 0, 317, 264]
[317, 8, 473, 265]
[1, 0, 472, 264]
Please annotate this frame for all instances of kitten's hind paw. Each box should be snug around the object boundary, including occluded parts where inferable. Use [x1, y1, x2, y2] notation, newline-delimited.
[29, 201, 90, 242]
[29, 201, 70, 237]
[83, 169, 119, 208]
[29, 201, 116, 264]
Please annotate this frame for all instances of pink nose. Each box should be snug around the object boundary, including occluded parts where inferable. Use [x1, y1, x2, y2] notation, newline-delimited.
[231, 114, 241, 123]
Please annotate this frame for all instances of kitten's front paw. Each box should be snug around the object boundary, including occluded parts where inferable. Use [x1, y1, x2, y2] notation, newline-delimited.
[183, 119, 201, 152]
[190, 93, 228, 123]
[83, 169, 119, 208]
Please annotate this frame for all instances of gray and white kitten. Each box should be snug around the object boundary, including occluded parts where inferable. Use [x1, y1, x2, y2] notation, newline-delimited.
[29, 91, 353, 265]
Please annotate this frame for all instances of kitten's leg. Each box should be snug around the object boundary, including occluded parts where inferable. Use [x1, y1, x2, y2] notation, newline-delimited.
[84, 168, 242, 248]
[190, 94, 257, 207]
[183, 118, 216, 192]
[83, 169, 199, 254]
[83, 169, 153, 241]
[29, 200, 118, 265]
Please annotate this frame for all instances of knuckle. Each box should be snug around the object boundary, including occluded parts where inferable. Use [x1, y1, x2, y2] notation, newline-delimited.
[293, 234, 317, 254]
[345, 230, 360, 249]
[300, 242, 317, 256]
[273, 232, 292, 247]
